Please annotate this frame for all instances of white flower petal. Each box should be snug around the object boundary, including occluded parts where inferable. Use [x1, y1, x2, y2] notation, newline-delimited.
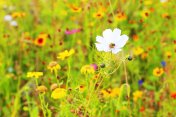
[95, 43, 105, 51]
[96, 36, 104, 43]
[111, 48, 122, 54]
[113, 28, 121, 37]
[102, 29, 112, 39]
[115, 35, 129, 48]
[104, 46, 111, 52]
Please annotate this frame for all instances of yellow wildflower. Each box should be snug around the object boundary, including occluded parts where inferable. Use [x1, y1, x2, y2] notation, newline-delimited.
[57, 49, 75, 60]
[77, 85, 86, 92]
[47, 61, 61, 73]
[133, 90, 143, 102]
[34, 33, 48, 47]
[51, 88, 66, 99]
[80, 65, 95, 74]
[141, 9, 150, 19]
[93, 11, 104, 19]
[92, 74, 100, 80]
[36, 85, 48, 93]
[101, 88, 120, 98]
[69, 4, 81, 12]
[115, 12, 127, 22]
[133, 47, 144, 56]
[27, 72, 43, 78]
[153, 67, 164, 77]
[162, 13, 170, 19]
[111, 88, 121, 97]
[11, 12, 26, 18]
[165, 51, 171, 58]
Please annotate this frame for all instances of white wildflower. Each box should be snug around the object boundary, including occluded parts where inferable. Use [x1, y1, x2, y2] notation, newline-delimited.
[10, 20, 18, 27]
[4, 15, 12, 22]
[95, 28, 129, 54]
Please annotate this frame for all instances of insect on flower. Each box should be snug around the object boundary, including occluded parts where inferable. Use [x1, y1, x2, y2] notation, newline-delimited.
[95, 28, 129, 54]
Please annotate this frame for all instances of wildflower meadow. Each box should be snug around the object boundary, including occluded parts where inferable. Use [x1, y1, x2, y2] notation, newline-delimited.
[0, 0, 176, 117]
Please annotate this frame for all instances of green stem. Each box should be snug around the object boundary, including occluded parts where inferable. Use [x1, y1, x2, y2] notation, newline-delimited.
[108, 0, 115, 19]
[66, 58, 71, 89]
[11, 76, 21, 117]
[35, 79, 46, 117]
[26, 92, 32, 116]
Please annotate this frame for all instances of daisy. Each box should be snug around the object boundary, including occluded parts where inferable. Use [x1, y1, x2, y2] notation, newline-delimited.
[95, 28, 129, 54]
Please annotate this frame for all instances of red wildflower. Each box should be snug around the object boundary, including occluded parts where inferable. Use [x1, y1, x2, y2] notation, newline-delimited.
[170, 92, 176, 99]
[139, 106, 145, 112]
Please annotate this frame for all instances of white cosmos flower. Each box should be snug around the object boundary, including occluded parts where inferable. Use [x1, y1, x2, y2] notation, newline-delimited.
[95, 28, 129, 54]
